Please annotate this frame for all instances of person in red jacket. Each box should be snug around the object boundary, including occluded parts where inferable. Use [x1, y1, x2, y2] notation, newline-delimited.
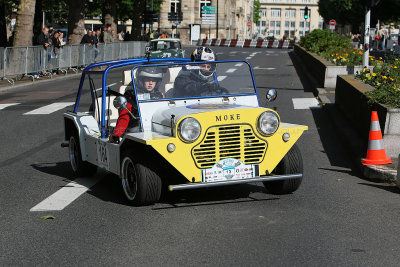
[109, 67, 163, 143]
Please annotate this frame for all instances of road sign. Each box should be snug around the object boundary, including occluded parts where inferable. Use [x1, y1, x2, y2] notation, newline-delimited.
[202, 6, 216, 11]
[329, 19, 336, 26]
[247, 21, 252, 27]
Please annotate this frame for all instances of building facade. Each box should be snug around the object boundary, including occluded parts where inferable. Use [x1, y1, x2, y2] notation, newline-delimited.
[158, 0, 254, 44]
[255, 0, 324, 40]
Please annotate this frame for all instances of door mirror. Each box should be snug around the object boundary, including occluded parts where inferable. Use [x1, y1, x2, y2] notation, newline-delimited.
[113, 96, 128, 110]
[266, 89, 277, 102]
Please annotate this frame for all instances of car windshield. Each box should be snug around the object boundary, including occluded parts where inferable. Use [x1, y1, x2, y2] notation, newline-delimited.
[150, 40, 180, 50]
[132, 61, 256, 101]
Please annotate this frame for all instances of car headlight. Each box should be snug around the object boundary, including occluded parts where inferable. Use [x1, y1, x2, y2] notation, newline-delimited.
[257, 111, 280, 136]
[178, 117, 201, 143]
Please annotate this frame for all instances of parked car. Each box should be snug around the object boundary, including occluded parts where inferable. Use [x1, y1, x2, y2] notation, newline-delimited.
[63, 57, 308, 205]
[145, 38, 184, 58]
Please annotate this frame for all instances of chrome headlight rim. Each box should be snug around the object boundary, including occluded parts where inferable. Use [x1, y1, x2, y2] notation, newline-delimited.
[257, 111, 280, 136]
[177, 117, 202, 143]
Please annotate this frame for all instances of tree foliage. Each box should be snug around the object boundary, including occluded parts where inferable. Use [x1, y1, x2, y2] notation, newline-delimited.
[318, 0, 400, 29]
[253, 0, 261, 23]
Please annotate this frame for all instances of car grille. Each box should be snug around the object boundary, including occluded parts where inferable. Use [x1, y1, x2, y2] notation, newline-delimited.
[192, 124, 267, 169]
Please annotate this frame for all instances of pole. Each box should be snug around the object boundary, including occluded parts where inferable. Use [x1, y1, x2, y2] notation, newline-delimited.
[363, 7, 370, 68]
[216, 0, 219, 38]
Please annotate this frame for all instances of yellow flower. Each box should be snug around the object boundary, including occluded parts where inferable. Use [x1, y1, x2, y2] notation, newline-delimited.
[382, 76, 387, 79]
[372, 73, 376, 76]
[394, 66, 398, 69]
[353, 51, 356, 54]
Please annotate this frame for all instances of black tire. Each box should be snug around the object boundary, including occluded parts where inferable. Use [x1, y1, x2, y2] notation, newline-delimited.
[120, 151, 162, 206]
[68, 132, 97, 177]
[263, 144, 303, 194]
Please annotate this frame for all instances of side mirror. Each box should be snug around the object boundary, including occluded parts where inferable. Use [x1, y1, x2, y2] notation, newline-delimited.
[113, 96, 128, 110]
[266, 89, 277, 102]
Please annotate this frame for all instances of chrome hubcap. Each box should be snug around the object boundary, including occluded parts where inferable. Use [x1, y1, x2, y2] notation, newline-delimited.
[69, 136, 78, 172]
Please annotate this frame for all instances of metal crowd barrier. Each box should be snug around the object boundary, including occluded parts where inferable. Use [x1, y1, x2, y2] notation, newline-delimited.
[1, 41, 147, 85]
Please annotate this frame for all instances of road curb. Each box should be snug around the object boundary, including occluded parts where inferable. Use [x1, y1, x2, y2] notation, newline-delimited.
[0, 73, 81, 93]
[291, 51, 398, 183]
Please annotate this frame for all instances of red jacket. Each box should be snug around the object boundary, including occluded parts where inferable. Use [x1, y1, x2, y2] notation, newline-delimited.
[113, 93, 135, 137]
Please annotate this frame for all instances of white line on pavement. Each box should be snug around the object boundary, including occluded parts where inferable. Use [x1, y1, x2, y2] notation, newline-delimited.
[217, 76, 227, 81]
[235, 63, 243, 67]
[24, 102, 75, 115]
[246, 57, 252, 60]
[0, 103, 20, 110]
[226, 68, 237, 73]
[253, 67, 276, 70]
[30, 176, 102, 211]
[292, 98, 320, 109]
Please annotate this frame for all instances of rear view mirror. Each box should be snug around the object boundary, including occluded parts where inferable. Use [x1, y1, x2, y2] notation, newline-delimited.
[266, 89, 277, 102]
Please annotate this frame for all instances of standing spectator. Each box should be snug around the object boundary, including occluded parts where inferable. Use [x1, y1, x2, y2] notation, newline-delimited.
[93, 28, 101, 60]
[118, 29, 125, 42]
[81, 30, 93, 45]
[99, 25, 107, 43]
[51, 31, 61, 74]
[58, 32, 66, 46]
[150, 30, 154, 40]
[111, 30, 117, 42]
[103, 25, 113, 43]
[35, 26, 51, 78]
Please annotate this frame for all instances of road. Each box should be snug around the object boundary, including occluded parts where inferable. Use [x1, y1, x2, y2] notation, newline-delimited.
[1, 47, 400, 266]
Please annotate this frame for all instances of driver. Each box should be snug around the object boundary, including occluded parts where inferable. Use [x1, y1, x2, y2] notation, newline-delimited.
[173, 47, 220, 97]
[109, 67, 163, 143]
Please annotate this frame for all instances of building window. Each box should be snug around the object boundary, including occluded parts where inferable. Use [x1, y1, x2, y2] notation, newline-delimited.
[200, 0, 211, 17]
[285, 8, 296, 18]
[260, 8, 267, 18]
[269, 21, 281, 37]
[299, 21, 310, 36]
[170, 0, 181, 13]
[271, 8, 281, 18]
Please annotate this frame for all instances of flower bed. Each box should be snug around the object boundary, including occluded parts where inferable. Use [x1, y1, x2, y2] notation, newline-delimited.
[356, 57, 400, 108]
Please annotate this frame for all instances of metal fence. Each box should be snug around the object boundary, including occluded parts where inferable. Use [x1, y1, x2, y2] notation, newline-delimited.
[1, 41, 147, 84]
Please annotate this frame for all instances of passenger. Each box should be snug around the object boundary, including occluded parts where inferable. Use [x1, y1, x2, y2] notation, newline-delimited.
[173, 46, 220, 97]
[109, 67, 163, 143]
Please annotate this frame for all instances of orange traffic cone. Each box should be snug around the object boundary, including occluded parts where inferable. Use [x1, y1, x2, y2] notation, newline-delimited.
[362, 111, 392, 165]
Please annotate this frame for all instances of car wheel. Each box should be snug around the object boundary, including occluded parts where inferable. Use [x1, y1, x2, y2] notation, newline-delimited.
[263, 144, 303, 194]
[68, 133, 97, 177]
[120, 151, 162, 206]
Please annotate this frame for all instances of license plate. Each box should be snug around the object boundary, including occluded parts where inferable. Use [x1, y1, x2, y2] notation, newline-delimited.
[201, 158, 257, 183]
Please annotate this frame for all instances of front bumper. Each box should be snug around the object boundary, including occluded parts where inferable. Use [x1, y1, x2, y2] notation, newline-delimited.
[168, 173, 302, 191]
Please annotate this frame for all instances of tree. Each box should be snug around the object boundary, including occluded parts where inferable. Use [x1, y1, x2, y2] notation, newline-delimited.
[253, 0, 261, 23]
[131, 0, 145, 40]
[103, 0, 117, 32]
[13, 0, 36, 46]
[0, 0, 7, 46]
[67, 0, 85, 44]
[318, 0, 400, 30]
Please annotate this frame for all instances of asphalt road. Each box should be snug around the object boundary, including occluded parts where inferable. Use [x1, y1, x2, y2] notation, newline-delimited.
[1, 47, 400, 266]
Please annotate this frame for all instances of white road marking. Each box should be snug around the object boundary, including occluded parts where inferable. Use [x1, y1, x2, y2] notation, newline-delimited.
[0, 103, 19, 110]
[246, 57, 252, 60]
[253, 67, 276, 70]
[30, 176, 102, 211]
[217, 76, 227, 81]
[230, 51, 238, 54]
[24, 102, 75, 115]
[292, 98, 320, 109]
[226, 68, 236, 73]
[235, 63, 243, 67]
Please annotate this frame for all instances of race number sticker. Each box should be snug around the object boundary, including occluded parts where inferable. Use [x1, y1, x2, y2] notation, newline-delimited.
[97, 140, 110, 169]
[202, 158, 256, 183]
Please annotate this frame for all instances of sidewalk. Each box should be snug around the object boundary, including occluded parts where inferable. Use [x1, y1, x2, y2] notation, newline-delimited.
[291, 51, 398, 184]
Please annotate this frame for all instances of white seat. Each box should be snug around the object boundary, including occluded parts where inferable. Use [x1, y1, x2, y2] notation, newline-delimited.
[164, 66, 181, 95]
[94, 70, 132, 127]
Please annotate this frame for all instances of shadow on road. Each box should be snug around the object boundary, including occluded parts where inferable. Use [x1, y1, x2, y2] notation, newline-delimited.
[32, 161, 280, 208]
[288, 51, 318, 95]
[358, 182, 400, 194]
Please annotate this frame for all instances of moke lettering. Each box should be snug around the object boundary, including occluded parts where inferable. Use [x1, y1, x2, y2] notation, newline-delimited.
[216, 114, 241, 122]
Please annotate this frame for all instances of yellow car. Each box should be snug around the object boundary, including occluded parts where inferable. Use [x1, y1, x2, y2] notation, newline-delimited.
[63, 58, 307, 205]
